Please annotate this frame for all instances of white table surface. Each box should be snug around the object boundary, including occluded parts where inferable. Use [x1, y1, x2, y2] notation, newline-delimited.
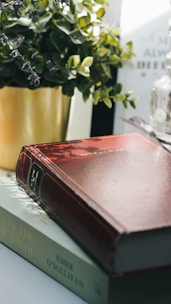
[0, 243, 87, 304]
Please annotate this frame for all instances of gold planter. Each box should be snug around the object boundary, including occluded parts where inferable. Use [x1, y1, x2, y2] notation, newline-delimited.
[0, 86, 71, 171]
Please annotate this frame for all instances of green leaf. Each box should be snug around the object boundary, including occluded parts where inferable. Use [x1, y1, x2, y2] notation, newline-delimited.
[93, 89, 101, 105]
[44, 71, 64, 84]
[129, 99, 137, 108]
[50, 31, 69, 54]
[96, 7, 105, 19]
[122, 99, 128, 108]
[121, 41, 135, 60]
[16, 17, 32, 27]
[113, 83, 122, 94]
[82, 89, 91, 101]
[110, 54, 120, 64]
[70, 29, 88, 44]
[54, 20, 71, 35]
[114, 93, 125, 102]
[100, 63, 111, 78]
[95, 0, 109, 5]
[77, 65, 90, 77]
[57, 10, 76, 24]
[62, 82, 75, 97]
[78, 15, 91, 28]
[52, 53, 65, 68]
[97, 47, 109, 57]
[30, 13, 52, 33]
[81, 56, 93, 68]
[103, 97, 112, 108]
[67, 55, 80, 68]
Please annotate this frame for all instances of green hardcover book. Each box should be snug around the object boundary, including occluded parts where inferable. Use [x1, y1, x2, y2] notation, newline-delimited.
[0, 175, 110, 304]
[1, 176, 171, 304]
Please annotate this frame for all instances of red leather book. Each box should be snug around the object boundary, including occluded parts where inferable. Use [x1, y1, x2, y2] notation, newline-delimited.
[16, 132, 171, 275]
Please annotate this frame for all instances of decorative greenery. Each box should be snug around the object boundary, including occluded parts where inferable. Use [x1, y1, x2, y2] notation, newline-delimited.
[0, 0, 136, 108]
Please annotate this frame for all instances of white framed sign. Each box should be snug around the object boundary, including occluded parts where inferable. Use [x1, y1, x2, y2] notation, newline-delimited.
[114, 0, 171, 134]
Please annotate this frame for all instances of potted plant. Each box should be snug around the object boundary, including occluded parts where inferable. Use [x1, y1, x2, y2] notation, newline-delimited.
[0, 0, 136, 170]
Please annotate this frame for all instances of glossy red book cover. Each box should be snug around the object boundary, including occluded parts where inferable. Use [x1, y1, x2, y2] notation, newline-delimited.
[16, 132, 171, 274]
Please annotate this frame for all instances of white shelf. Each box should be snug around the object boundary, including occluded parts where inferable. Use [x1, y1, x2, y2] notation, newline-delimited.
[0, 244, 87, 304]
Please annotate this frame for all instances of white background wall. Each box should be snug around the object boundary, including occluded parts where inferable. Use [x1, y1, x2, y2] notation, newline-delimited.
[114, 0, 171, 134]
[104, 0, 122, 27]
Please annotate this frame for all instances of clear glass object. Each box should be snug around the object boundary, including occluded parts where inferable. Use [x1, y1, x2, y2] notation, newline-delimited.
[149, 20, 171, 134]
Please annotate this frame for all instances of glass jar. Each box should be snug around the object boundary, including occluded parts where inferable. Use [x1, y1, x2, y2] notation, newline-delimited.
[149, 51, 171, 133]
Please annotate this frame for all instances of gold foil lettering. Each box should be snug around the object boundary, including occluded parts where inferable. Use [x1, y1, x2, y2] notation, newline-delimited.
[30, 169, 39, 192]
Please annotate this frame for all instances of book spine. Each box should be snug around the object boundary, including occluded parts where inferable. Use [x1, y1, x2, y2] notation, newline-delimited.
[16, 147, 117, 275]
[0, 202, 109, 304]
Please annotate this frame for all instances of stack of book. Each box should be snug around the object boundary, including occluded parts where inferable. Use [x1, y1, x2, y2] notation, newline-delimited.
[1, 132, 171, 303]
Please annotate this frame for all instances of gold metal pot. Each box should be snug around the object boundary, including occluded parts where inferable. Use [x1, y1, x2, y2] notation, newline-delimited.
[0, 86, 71, 171]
